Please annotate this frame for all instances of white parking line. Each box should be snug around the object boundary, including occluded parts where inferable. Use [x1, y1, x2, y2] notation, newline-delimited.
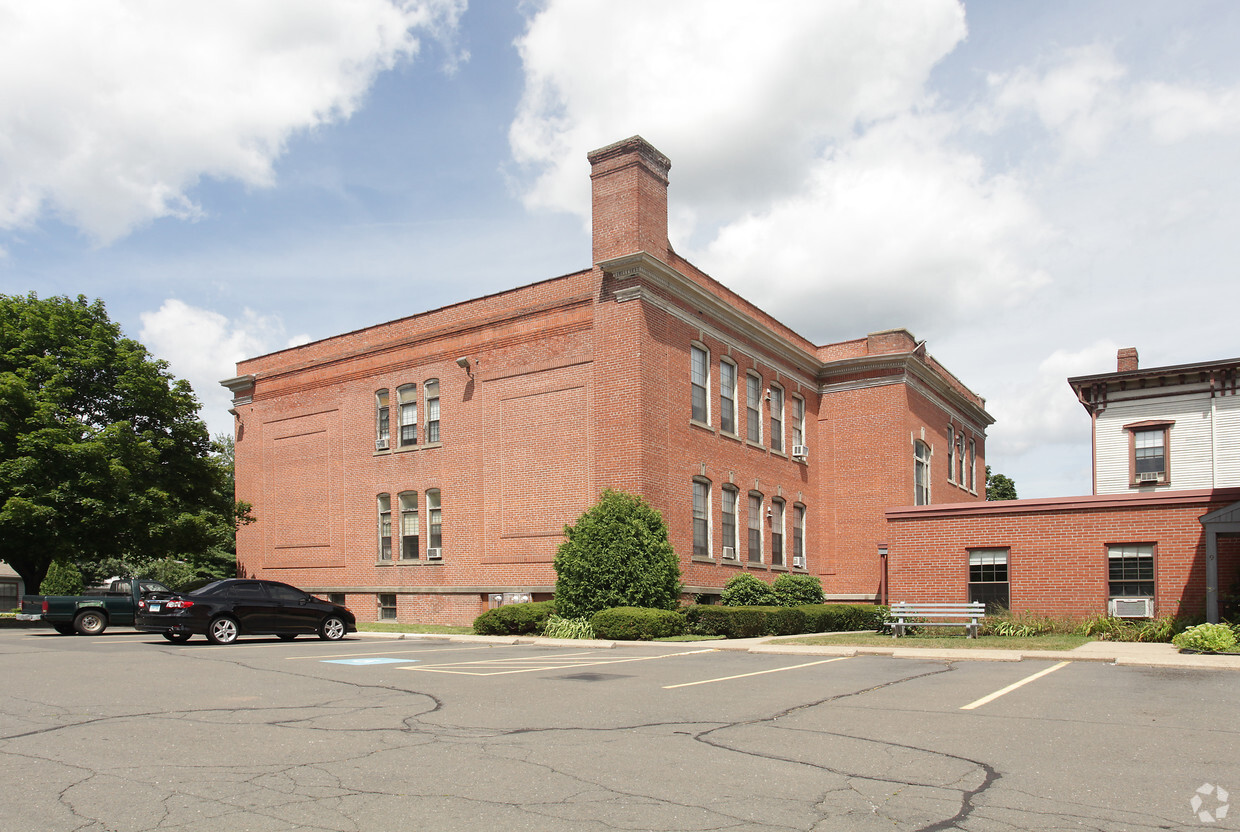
[960, 661, 1070, 710]
[663, 657, 850, 689]
[404, 648, 718, 676]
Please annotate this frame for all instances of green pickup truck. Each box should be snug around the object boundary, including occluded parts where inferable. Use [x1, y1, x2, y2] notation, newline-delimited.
[19, 579, 171, 635]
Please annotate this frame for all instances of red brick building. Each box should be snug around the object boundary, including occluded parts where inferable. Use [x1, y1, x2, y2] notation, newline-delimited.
[225, 136, 991, 625]
[886, 349, 1240, 622]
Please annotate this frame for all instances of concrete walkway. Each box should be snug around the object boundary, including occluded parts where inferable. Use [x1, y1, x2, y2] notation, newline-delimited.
[361, 631, 1240, 670]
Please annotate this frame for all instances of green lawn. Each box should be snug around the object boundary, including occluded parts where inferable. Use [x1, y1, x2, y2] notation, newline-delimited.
[774, 631, 1091, 651]
[357, 622, 473, 635]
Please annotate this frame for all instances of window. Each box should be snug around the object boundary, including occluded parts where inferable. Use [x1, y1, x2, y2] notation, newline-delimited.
[375, 390, 390, 450]
[747, 493, 763, 563]
[1109, 544, 1154, 598]
[425, 380, 440, 443]
[426, 489, 442, 555]
[398, 384, 417, 446]
[968, 548, 1009, 611]
[792, 504, 805, 568]
[692, 479, 711, 558]
[1126, 421, 1172, 484]
[947, 428, 956, 482]
[721, 486, 739, 559]
[769, 385, 784, 453]
[399, 492, 419, 560]
[957, 433, 966, 484]
[914, 440, 931, 505]
[690, 344, 709, 424]
[770, 498, 785, 567]
[791, 396, 805, 451]
[720, 359, 737, 435]
[377, 494, 392, 560]
[968, 439, 977, 492]
[378, 593, 397, 620]
[746, 373, 762, 444]
[328, 593, 346, 606]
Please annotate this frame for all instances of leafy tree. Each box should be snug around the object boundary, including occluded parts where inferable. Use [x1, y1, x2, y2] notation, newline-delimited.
[553, 489, 682, 618]
[0, 293, 238, 593]
[39, 560, 84, 596]
[721, 572, 777, 606]
[985, 465, 1018, 501]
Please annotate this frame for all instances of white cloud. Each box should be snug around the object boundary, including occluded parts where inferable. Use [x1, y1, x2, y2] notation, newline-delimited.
[0, 0, 466, 243]
[139, 299, 308, 436]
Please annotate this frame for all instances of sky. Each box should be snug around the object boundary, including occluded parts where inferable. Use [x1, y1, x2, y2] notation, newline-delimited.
[2, 0, 1238, 499]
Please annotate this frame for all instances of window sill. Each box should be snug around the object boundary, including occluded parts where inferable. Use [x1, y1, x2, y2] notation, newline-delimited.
[745, 439, 765, 451]
[770, 449, 788, 459]
[719, 559, 743, 568]
[394, 559, 443, 566]
[691, 556, 715, 564]
[744, 562, 767, 571]
[689, 419, 713, 433]
[719, 430, 742, 443]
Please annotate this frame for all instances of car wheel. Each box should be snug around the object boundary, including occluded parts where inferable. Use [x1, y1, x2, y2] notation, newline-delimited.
[278, 634, 297, 641]
[206, 616, 239, 645]
[162, 632, 192, 643]
[74, 610, 108, 636]
[319, 616, 346, 641]
[53, 622, 76, 636]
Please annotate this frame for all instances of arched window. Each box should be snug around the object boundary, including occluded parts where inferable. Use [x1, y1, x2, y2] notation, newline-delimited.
[375, 390, 390, 451]
[397, 385, 417, 447]
[914, 440, 931, 505]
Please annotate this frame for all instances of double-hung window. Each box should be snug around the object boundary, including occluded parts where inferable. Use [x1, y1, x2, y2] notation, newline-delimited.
[375, 391, 390, 451]
[425, 380, 440, 443]
[692, 479, 710, 558]
[690, 345, 709, 424]
[791, 396, 804, 452]
[747, 493, 763, 563]
[1108, 544, 1154, 598]
[399, 492, 419, 559]
[968, 439, 976, 491]
[792, 505, 805, 568]
[398, 385, 417, 447]
[720, 359, 737, 435]
[770, 498, 785, 567]
[377, 494, 392, 561]
[378, 593, 397, 620]
[746, 374, 762, 444]
[721, 486, 739, 559]
[769, 385, 784, 453]
[914, 440, 931, 505]
[968, 548, 1009, 611]
[426, 489, 442, 557]
[1127, 421, 1172, 485]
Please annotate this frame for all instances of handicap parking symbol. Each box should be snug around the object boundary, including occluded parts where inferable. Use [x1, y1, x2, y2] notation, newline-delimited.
[323, 657, 416, 666]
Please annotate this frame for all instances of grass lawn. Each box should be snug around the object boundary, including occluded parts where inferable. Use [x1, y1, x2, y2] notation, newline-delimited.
[774, 631, 1092, 651]
[357, 622, 473, 635]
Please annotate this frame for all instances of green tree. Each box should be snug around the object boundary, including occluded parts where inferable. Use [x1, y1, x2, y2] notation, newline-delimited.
[0, 293, 237, 592]
[553, 489, 682, 618]
[721, 572, 777, 606]
[985, 465, 1018, 501]
[39, 560, 84, 596]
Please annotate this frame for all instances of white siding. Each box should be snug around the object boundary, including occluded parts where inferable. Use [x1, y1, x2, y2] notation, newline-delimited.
[1216, 395, 1240, 487]
[1094, 391, 1215, 493]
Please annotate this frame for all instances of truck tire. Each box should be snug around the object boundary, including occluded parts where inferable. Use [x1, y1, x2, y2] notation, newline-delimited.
[74, 610, 108, 636]
[53, 622, 76, 636]
[319, 616, 347, 641]
[206, 616, 239, 645]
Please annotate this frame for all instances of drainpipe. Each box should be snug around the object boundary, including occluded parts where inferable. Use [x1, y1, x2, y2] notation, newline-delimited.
[878, 545, 889, 606]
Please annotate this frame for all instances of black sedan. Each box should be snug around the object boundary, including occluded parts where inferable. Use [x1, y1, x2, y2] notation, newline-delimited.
[135, 579, 356, 644]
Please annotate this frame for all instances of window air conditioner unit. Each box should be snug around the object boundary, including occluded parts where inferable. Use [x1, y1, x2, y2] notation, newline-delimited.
[1109, 597, 1153, 618]
[722, 546, 736, 560]
[791, 444, 808, 458]
[792, 556, 805, 569]
[1136, 472, 1160, 483]
[426, 548, 442, 560]
[375, 438, 389, 451]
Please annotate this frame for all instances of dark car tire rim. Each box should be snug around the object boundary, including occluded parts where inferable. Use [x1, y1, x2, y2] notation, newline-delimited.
[208, 617, 239, 644]
[320, 617, 346, 641]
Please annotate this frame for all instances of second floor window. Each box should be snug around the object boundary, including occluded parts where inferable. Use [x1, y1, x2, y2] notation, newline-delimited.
[1134, 429, 1165, 478]
[720, 359, 737, 435]
[427, 489, 442, 555]
[769, 385, 784, 453]
[377, 494, 392, 560]
[791, 396, 804, 450]
[746, 374, 762, 444]
[914, 440, 930, 505]
[399, 492, 419, 559]
[398, 385, 417, 447]
[375, 390, 390, 450]
[690, 345, 709, 424]
[425, 380, 440, 443]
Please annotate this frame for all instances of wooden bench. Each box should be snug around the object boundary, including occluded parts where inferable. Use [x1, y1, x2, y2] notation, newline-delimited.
[890, 601, 986, 638]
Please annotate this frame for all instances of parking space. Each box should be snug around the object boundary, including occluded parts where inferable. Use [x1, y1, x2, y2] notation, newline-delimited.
[1, 628, 1235, 831]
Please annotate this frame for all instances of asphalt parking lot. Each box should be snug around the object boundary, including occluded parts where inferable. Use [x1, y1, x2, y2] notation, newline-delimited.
[2, 628, 1236, 832]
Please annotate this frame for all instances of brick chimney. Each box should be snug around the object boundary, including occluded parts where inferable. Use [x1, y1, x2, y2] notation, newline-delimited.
[1117, 347, 1139, 372]
[587, 136, 671, 265]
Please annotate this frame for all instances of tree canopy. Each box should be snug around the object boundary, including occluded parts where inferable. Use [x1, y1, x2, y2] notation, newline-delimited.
[553, 489, 682, 618]
[0, 293, 239, 592]
[985, 465, 1018, 501]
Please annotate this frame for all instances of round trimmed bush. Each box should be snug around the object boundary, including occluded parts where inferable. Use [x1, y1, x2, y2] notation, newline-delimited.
[590, 607, 685, 640]
[772, 573, 824, 606]
[721, 573, 776, 606]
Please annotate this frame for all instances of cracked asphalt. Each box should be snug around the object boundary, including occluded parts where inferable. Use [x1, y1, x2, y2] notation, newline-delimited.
[1, 629, 1236, 832]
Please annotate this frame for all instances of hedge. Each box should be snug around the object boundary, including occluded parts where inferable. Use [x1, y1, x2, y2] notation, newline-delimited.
[683, 603, 884, 638]
[472, 601, 556, 635]
[590, 606, 686, 640]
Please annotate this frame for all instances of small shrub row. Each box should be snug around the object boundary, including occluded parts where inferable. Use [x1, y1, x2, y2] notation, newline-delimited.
[684, 603, 883, 638]
[1172, 623, 1238, 653]
[1076, 614, 1185, 643]
[590, 607, 685, 640]
[720, 573, 825, 607]
[472, 601, 556, 635]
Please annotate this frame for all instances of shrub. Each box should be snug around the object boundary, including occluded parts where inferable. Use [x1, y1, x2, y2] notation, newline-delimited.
[1077, 615, 1186, 643]
[1173, 623, 1238, 653]
[590, 607, 685, 640]
[40, 560, 84, 596]
[472, 601, 556, 635]
[798, 604, 881, 633]
[553, 490, 682, 619]
[721, 573, 777, 606]
[683, 604, 731, 637]
[765, 606, 808, 636]
[979, 611, 1067, 637]
[542, 615, 596, 640]
[772, 574, 824, 606]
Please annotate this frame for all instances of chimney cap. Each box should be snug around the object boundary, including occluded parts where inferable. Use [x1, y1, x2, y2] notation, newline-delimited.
[587, 135, 671, 178]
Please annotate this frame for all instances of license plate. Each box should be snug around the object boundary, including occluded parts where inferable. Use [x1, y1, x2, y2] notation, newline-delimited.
[148, 603, 162, 613]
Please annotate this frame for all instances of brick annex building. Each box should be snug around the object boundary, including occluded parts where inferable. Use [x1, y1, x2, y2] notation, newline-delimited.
[225, 136, 992, 625]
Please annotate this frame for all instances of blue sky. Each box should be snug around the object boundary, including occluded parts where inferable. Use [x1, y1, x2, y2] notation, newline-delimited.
[2, 0, 1238, 498]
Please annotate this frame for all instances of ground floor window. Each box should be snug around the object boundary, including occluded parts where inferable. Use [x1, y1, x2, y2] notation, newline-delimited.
[1108, 544, 1154, 597]
[968, 548, 1009, 611]
[378, 593, 397, 620]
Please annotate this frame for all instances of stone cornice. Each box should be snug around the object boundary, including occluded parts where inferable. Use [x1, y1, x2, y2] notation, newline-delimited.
[886, 487, 1240, 520]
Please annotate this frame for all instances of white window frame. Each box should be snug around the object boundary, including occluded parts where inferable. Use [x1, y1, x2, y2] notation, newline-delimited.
[747, 492, 763, 563]
[746, 373, 762, 445]
[397, 384, 417, 447]
[377, 493, 392, 561]
[375, 390, 390, 450]
[914, 440, 931, 506]
[791, 395, 805, 451]
[721, 485, 739, 559]
[770, 498, 785, 567]
[769, 384, 784, 453]
[720, 358, 738, 436]
[399, 491, 419, 560]
[424, 379, 440, 444]
[690, 343, 710, 425]
[426, 488, 442, 555]
[793, 504, 806, 568]
[692, 478, 711, 559]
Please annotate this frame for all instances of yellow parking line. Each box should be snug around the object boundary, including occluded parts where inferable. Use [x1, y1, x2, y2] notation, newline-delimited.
[960, 661, 1070, 710]
[663, 657, 850, 689]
